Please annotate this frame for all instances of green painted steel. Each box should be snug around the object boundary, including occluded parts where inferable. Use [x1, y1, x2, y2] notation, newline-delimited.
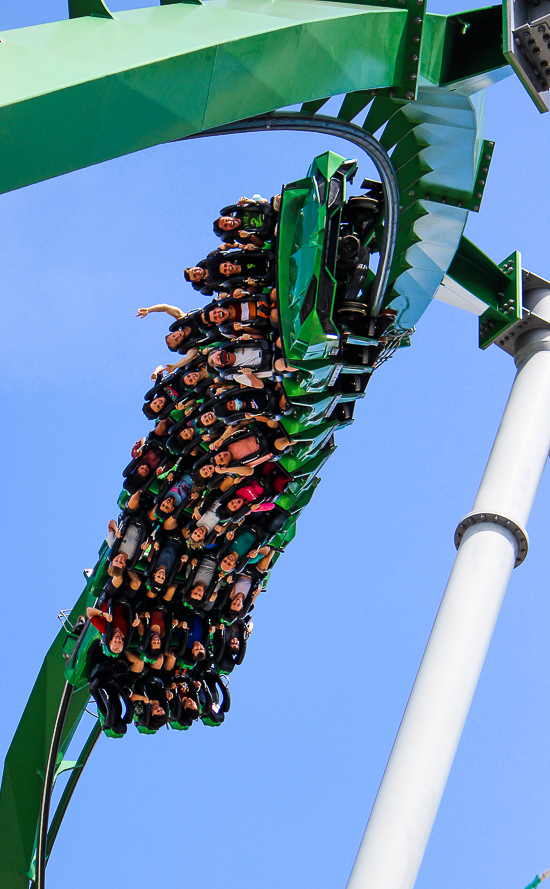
[0, 557, 106, 889]
[0, 0, 408, 195]
[360, 86, 491, 331]
[0, 0, 511, 196]
[277, 150, 357, 362]
[445, 236, 522, 348]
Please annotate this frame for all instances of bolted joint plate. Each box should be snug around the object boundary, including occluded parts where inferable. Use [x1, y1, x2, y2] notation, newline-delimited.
[454, 511, 529, 567]
[494, 269, 550, 356]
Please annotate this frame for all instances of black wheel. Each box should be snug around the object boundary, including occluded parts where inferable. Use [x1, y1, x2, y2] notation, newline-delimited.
[337, 300, 369, 317]
[344, 196, 379, 224]
[338, 234, 361, 261]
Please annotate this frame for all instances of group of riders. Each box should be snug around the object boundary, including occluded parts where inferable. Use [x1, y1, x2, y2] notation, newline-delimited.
[82, 192, 303, 737]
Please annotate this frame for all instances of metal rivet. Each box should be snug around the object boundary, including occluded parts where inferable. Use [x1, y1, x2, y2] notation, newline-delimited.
[473, 204, 479, 211]
[410, 53, 419, 61]
[406, 91, 415, 99]
[414, 15, 422, 23]
[408, 72, 417, 80]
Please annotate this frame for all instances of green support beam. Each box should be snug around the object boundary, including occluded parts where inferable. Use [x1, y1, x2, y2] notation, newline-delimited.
[446, 236, 522, 347]
[0, 0, 510, 196]
[0, 555, 107, 889]
[0, 0, 408, 194]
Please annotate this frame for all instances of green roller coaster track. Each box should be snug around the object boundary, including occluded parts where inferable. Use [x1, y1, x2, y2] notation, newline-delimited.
[0, 0, 538, 886]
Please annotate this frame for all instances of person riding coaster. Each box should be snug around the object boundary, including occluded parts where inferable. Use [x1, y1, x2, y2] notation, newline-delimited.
[201, 294, 272, 338]
[122, 438, 169, 494]
[131, 676, 171, 733]
[142, 361, 215, 420]
[134, 606, 177, 670]
[146, 533, 186, 593]
[87, 598, 140, 657]
[207, 339, 277, 388]
[184, 247, 275, 296]
[169, 675, 201, 729]
[180, 552, 230, 614]
[135, 304, 212, 353]
[212, 384, 285, 424]
[213, 194, 279, 246]
[213, 617, 252, 674]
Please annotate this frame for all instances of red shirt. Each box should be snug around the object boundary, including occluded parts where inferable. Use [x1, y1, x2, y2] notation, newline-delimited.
[91, 603, 128, 637]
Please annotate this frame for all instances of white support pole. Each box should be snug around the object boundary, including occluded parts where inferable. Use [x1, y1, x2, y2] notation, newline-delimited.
[346, 286, 550, 889]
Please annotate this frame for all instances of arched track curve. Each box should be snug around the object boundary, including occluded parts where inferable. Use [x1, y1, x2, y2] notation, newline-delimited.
[182, 111, 400, 319]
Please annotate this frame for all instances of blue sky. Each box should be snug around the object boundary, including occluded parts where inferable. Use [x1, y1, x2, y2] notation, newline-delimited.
[1, 3, 550, 889]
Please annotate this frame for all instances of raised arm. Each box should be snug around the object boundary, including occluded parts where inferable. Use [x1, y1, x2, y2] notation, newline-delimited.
[164, 347, 199, 374]
[136, 304, 184, 320]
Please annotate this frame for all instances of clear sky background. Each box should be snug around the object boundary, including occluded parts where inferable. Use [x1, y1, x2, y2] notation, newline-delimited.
[2, 3, 550, 889]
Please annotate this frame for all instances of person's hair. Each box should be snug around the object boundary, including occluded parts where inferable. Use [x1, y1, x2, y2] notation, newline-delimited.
[212, 401, 233, 420]
[149, 711, 169, 730]
[216, 502, 246, 523]
[110, 550, 129, 568]
[183, 269, 191, 282]
[192, 468, 212, 490]
[186, 536, 205, 552]
[108, 563, 124, 578]
[123, 472, 145, 495]
[213, 218, 224, 237]
[143, 401, 162, 420]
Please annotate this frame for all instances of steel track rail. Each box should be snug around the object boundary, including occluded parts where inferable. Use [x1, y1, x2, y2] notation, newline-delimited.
[182, 112, 400, 318]
[34, 683, 73, 889]
[34, 622, 92, 889]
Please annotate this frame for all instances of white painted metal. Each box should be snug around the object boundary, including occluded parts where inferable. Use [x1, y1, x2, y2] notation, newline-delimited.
[434, 275, 488, 315]
[346, 286, 550, 889]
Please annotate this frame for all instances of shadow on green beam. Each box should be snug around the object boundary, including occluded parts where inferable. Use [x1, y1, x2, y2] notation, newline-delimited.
[422, 4, 512, 90]
[68, 0, 114, 18]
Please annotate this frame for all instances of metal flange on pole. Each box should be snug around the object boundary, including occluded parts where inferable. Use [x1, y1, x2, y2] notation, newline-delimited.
[346, 284, 550, 889]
